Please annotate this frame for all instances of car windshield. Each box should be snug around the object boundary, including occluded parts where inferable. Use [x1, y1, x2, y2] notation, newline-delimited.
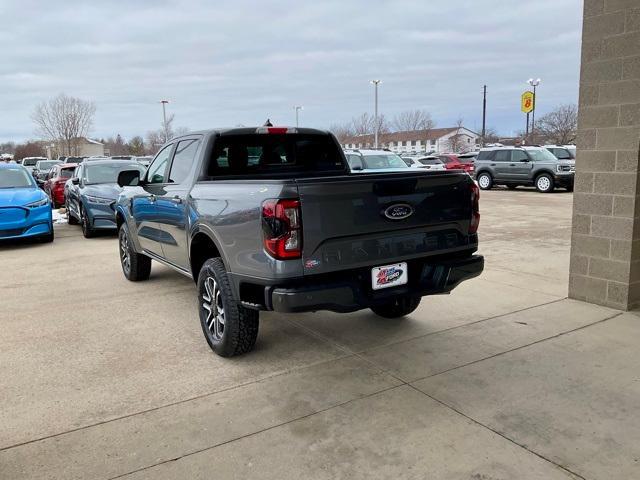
[37, 161, 59, 170]
[528, 149, 559, 162]
[84, 163, 145, 184]
[0, 168, 35, 188]
[362, 154, 408, 169]
[550, 148, 573, 160]
[22, 158, 39, 166]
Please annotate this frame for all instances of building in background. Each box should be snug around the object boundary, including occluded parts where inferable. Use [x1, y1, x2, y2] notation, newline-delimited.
[340, 127, 479, 154]
[45, 138, 106, 159]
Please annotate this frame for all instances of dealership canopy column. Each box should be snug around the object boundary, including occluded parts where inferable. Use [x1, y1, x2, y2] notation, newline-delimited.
[570, 0, 640, 309]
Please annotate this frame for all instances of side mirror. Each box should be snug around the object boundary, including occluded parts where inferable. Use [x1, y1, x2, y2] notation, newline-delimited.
[71, 177, 80, 185]
[118, 170, 141, 187]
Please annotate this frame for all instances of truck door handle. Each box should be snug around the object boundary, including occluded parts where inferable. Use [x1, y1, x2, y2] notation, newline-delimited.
[509, 163, 516, 166]
[490, 163, 496, 166]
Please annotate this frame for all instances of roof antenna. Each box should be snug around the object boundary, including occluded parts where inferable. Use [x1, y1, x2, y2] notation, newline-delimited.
[263, 118, 273, 127]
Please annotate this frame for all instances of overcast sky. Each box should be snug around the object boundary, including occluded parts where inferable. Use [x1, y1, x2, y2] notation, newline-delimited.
[1, 0, 583, 143]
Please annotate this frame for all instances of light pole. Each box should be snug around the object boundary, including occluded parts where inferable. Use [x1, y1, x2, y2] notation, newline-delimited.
[293, 105, 303, 127]
[160, 100, 169, 141]
[481, 85, 487, 146]
[527, 78, 540, 142]
[370, 80, 381, 148]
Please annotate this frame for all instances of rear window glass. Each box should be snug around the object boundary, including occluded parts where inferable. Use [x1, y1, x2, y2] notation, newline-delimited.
[419, 158, 442, 165]
[60, 168, 74, 179]
[476, 150, 494, 161]
[207, 134, 346, 177]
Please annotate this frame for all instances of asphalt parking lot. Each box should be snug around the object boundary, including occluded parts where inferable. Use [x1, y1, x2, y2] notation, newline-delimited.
[1, 188, 638, 480]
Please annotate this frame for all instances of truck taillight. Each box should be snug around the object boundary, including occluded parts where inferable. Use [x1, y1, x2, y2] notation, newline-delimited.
[469, 182, 480, 234]
[261, 199, 302, 259]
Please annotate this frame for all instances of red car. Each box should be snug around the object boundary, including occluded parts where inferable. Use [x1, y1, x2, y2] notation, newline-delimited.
[438, 154, 475, 174]
[44, 163, 77, 208]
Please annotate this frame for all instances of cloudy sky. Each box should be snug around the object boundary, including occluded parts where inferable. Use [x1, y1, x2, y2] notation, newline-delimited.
[1, 0, 583, 143]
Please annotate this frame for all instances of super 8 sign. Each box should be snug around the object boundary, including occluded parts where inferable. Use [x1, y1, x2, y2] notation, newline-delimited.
[521, 91, 534, 113]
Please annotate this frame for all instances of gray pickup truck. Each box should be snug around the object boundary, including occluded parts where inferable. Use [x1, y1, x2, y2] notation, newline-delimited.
[115, 127, 483, 357]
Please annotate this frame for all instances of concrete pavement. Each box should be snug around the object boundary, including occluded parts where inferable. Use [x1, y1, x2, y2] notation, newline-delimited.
[1, 188, 636, 479]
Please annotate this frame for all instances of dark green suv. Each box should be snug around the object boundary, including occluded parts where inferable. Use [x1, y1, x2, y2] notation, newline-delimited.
[474, 146, 575, 193]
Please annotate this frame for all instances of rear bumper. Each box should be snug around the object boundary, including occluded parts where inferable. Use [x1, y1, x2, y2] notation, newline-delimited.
[267, 254, 484, 313]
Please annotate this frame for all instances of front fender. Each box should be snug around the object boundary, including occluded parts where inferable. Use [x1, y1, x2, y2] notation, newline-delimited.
[115, 203, 144, 254]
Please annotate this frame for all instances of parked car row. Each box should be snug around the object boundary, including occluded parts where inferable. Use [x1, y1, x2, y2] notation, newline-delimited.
[343, 143, 576, 194]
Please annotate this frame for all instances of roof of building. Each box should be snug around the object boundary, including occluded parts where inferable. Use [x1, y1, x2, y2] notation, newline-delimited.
[340, 127, 477, 145]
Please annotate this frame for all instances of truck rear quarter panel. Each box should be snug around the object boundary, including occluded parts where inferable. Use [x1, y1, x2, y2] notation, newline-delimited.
[189, 181, 303, 280]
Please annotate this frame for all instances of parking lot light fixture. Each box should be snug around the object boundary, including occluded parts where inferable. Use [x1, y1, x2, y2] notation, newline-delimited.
[370, 80, 381, 149]
[294, 106, 303, 127]
[160, 100, 169, 142]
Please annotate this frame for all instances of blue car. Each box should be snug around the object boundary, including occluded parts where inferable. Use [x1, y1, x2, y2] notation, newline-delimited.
[65, 160, 146, 238]
[0, 163, 54, 242]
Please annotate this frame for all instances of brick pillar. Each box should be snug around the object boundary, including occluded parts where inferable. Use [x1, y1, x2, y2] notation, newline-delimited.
[570, 0, 640, 309]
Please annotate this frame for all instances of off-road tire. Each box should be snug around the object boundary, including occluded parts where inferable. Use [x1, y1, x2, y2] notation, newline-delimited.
[198, 257, 259, 357]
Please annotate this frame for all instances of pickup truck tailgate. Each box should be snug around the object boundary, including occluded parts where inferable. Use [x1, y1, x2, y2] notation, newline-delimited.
[296, 172, 476, 275]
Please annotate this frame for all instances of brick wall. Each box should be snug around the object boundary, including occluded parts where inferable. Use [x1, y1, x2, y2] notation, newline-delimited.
[570, 0, 640, 309]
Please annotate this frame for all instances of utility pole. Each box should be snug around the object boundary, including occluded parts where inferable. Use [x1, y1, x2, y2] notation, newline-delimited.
[370, 80, 381, 148]
[293, 105, 303, 127]
[481, 85, 487, 146]
[160, 100, 169, 142]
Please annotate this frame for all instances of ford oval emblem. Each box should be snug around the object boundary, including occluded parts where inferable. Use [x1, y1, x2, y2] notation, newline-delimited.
[383, 203, 414, 220]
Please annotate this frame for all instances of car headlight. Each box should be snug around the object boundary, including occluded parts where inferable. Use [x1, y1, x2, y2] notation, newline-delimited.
[85, 195, 113, 205]
[25, 198, 49, 208]
[556, 165, 572, 173]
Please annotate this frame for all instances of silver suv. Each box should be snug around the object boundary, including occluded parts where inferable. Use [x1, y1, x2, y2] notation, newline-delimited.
[474, 146, 575, 193]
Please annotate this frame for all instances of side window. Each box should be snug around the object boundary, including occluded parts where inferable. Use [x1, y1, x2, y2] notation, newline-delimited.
[512, 150, 529, 162]
[476, 150, 494, 161]
[494, 150, 511, 162]
[146, 145, 173, 184]
[169, 139, 200, 184]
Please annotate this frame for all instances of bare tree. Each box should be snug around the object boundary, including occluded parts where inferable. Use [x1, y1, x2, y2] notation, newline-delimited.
[127, 136, 146, 155]
[32, 93, 96, 155]
[392, 109, 435, 132]
[350, 112, 390, 136]
[14, 142, 46, 160]
[145, 114, 190, 149]
[482, 127, 500, 144]
[536, 104, 578, 144]
[328, 122, 354, 143]
[446, 118, 468, 153]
